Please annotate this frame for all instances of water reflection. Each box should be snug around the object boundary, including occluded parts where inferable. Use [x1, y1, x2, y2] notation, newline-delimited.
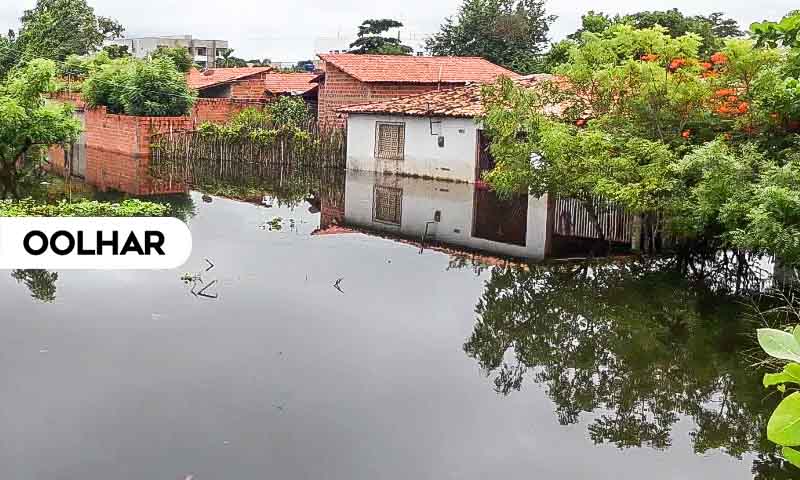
[10, 270, 58, 303]
[464, 258, 795, 477]
[338, 171, 549, 259]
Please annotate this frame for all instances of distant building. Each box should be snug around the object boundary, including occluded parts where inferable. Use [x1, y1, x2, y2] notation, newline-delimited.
[316, 53, 519, 129]
[314, 31, 431, 56]
[103, 35, 229, 68]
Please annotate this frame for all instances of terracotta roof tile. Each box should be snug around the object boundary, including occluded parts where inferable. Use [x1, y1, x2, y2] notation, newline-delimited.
[318, 53, 519, 84]
[338, 75, 557, 118]
[262, 72, 319, 95]
[187, 67, 272, 90]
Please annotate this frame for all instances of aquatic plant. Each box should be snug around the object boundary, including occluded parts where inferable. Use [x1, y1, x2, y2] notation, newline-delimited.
[759, 325, 800, 469]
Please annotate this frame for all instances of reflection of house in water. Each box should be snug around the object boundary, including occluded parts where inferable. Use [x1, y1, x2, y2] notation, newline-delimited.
[322, 171, 634, 260]
[340, 171, 550, 259]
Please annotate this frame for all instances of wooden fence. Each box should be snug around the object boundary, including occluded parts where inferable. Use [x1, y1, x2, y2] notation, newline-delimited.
[150, 123, 346, 183]
[553, 196, 635, 244]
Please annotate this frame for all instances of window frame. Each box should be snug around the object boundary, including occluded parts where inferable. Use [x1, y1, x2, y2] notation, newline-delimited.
[374, 121, 406, 161]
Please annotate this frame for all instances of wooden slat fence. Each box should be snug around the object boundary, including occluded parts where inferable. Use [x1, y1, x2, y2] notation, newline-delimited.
[554, 196, 635, 244]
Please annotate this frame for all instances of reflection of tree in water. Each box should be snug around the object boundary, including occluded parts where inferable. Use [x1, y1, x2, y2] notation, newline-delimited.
[11, 270, 58, 303]
[464, 258, 794, 475]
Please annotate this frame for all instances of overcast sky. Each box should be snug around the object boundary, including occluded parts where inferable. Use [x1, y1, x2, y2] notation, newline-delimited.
[0, 0, 796, 61]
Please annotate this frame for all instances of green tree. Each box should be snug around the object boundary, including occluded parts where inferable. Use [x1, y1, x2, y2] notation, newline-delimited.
[0, 59, 81, 198]
[214, 48, 249, 68]
[82, 56, 195, 116]
[0, 30, 20, 80]
[426, 0, 555, 72]
[151, 46, 193, 73]
[480, 25, 797, 257]
[565, 9, 742, 56]
[102, 44, 130, 59]
[267, 96, 311, 126]
[348, 19, 412, 55]
[16, 0, 123, 61]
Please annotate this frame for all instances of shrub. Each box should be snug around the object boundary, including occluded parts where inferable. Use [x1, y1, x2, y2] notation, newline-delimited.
[266, 96, 311, 127]
[0, 198, 169, 216]
[82, 56, 195, 116]
[150, 46, 193, 73]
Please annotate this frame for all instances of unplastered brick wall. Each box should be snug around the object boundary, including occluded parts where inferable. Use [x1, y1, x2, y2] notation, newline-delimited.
[230, 72, 271, 101]
[49, 91, 86, 109]
[85, 106, 194, 156]
[84, 147, 186, 195]
[317, 63, 456, 129]
[191, 98, 264, 124]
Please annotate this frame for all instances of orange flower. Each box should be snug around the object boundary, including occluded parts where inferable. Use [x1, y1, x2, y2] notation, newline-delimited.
[681, 129, 691, 138]
[715, 88, 735, 97]
[700, 62, 712, 70]
[710, 52, 728, 65]
[669, 58, 686, 71]
[640, 53, 658, 62]
[737, 102, 749, 114]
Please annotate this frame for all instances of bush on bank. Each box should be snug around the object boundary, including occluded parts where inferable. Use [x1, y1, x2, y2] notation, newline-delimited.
[0, 199, 169, 217]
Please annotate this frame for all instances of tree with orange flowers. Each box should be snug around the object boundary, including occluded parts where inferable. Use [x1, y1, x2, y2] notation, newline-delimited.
[481, 21, 800, 260]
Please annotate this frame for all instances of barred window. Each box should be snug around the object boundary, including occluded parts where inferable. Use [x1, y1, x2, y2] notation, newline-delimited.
[373, 185, 403, 225]
[375, 122, 405, 160]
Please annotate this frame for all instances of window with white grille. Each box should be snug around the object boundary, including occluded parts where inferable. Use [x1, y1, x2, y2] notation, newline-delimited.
[373, 185, 403, 225]
[375, 122, 405, 160]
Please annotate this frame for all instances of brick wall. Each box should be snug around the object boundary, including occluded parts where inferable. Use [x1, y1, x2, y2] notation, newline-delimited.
[317, 63, 460, 129]
[230, 72, 271, 101]
[84, 147, 186, 195]
[84, 107, 195, 156]
[191, 98, 264, 124]
[46, 99, 263, 195]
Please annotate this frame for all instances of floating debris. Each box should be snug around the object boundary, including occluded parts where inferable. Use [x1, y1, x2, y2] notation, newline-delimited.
[333, 277, 344, 294]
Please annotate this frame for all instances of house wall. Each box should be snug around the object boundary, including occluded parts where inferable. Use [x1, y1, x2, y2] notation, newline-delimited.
[191, 98, 263, 124]
[317, 63, 454, 129]
[230, 73, 271, 101]
[346, 114, 480, 182]
[342, 171, 549, 259]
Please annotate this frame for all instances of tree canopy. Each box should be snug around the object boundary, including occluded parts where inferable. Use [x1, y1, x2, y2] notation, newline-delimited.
[151, 46, 193, 73]
[16, 0, 123, 62]
[0, 59, 81, 198]
[81, 55, 195, 117]
[426, 0, 555, 73]
[480, 21, 800, 260]
[349, 19, 413, 55]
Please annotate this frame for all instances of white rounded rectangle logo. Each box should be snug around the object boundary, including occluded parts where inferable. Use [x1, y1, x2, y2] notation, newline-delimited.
[0, 218, 192, 269]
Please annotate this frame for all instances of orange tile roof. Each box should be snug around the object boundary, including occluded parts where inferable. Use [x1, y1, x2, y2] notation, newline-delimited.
[187, 67, 272, 90]
[338, 75, 556, 118]
[262, 72, 319, 95]
[318, 53, 519, 84]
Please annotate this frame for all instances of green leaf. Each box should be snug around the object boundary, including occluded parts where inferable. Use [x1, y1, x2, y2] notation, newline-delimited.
[783, 446, 800, 469]
[764, 363, 800, 388]
[758, 328, 800, 362]
[768, 392, 800, 446]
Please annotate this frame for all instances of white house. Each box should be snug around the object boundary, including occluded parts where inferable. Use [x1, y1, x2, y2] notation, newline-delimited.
[338, 75, 552, 183]
[341, 171, 551, 259]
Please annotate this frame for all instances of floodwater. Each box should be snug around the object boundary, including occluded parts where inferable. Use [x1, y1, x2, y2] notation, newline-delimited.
[0, 168, 790, 479]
